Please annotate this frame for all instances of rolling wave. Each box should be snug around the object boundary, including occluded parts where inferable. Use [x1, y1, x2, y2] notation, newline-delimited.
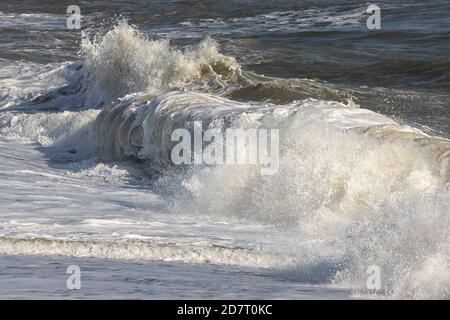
[0, 21, 449, 299]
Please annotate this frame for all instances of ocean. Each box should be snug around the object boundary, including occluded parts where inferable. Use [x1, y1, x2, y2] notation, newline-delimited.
[0, 0, 449, 299]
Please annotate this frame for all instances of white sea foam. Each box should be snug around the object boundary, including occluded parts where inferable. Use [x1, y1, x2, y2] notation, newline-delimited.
[83, 87, 450, 298]
[0, 61, 81, 110]
[80, 21, 242, 106]
[0, 109, 99, 147]
[0, 237, 287, 268]
[165, 98, 450, 299]
[1, 21, 449, 299]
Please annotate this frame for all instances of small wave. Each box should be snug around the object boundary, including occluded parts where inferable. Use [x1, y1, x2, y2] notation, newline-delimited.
[0, 236, 288, 268]
[228, 76, 351, 104]
[175, 7, 366, 36]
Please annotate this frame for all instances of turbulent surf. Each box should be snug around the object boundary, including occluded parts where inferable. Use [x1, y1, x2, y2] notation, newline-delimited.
[1, 0, 449, 299]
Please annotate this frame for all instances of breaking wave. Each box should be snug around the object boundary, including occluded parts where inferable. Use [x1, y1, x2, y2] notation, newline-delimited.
[80, 21, 243, 106]
[91, 89, 450, 299]
[1, 21, 449, 299]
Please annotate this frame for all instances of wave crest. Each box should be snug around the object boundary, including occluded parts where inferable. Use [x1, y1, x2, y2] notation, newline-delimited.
[80, 21, 242, 106]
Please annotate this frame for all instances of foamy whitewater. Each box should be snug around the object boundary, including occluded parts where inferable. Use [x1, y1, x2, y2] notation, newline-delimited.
[1, 10, 449, 299]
